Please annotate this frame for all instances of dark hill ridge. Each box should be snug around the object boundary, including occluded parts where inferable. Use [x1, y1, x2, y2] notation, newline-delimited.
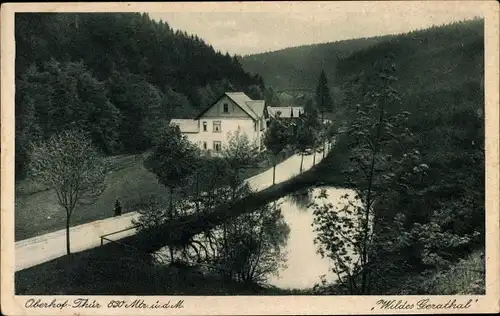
[335, 19, 483, 92]
[241, 18, 483, 94]
[242, 35, 394, 91]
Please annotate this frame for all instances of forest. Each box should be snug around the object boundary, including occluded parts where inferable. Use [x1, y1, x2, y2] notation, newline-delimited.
[241, 34, 393, 91]
[15, 13, 265, 179]
[242, 18, 483, 105]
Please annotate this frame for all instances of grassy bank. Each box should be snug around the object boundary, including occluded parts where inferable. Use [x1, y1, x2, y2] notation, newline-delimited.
[16, 240, 264, 295]
[15, 153, 166, 241]
[15, 237, 322, 295]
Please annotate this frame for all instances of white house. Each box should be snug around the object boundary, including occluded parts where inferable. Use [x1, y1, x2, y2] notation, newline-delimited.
[266, 106, 304, 119]
[170, 92, 267, 153]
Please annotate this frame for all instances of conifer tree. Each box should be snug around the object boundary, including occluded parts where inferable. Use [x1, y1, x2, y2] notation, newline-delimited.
[315, 70, 333, 123]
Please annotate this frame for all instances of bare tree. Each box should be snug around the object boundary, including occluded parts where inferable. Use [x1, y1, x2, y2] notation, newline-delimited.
[29, 128, 106, 254]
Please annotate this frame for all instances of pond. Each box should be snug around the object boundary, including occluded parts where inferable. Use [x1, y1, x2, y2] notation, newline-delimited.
[268, 187, 359, 290]
[153, 186, 360, 292]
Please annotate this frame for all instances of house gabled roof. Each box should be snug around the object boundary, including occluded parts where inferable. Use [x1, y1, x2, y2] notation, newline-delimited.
[194, 92, 265, 121]
[170, 119, 199, 133]
[245, 100, 266, 119]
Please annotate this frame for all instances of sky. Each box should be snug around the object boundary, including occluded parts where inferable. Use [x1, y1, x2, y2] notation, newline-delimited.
[147, 1, 486, 56]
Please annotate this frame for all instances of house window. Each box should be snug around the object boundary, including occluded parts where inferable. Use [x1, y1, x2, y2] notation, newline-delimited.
[213, 141, 221, 152]
[203, 121, 207, 132]
[203, 141, 207, 150]
[213, 121, 221, 133]
[223, 103, 229, 113]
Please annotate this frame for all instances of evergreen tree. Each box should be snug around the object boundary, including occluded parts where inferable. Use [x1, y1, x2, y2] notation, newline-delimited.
[315, 70, 333, 123]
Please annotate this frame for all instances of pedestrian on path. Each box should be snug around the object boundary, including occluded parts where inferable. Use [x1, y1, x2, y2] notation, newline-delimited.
[114, 199, 122, 216]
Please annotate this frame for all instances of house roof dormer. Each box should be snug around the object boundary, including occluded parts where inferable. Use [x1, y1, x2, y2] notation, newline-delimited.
[194, 92, 265, 121]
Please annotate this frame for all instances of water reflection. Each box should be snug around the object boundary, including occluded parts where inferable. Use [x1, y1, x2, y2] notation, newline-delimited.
[268, 187, 358, 290]
[286, 188, 313, 211]
[153, 187, 359, 291]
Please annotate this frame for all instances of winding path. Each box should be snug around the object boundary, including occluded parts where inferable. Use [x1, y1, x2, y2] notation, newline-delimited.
[16, 147, 330, 272]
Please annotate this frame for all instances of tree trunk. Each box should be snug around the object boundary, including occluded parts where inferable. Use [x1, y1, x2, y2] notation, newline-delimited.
[169, 187, 174, 218]
[313, 146, 316, 166]
[272, 155, 276, 185]
[169, 187, 174, 263]
[169, 247, 174, 264]
[223, 223, 232, 279]
[361, 91, 386, 294]
[65, 213, 71, 254]
[195, 173, 200, 213]
[300, 153, 304, 173]
[323, 140, 326, 159]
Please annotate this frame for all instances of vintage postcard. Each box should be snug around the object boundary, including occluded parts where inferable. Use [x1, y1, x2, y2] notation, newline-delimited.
[1, 1, 499, 315]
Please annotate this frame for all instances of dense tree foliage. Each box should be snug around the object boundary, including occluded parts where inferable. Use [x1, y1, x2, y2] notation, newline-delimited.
[15, 13, 264, 179]
[222, 129, 260, 196]
[335, 21, 485, 293]
[144, 125, 199, 216]
[222, 197, 289, 284]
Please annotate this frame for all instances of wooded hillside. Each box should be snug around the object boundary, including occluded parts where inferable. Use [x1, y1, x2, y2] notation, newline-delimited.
[337, 18, 484, 294]
[241, 35, 393, 91]
[242, 18, 483, 105]
[15, 13, 265, 179]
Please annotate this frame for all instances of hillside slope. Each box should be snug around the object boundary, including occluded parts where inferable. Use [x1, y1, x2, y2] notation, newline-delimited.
[242, 19, 483, 101]
[338, 18, 485, 294]
[335, 18, 484, 159]
[242, 35, 393, 91]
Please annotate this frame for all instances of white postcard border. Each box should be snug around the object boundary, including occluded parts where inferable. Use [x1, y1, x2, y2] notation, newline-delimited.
[2, 2, 499, 315]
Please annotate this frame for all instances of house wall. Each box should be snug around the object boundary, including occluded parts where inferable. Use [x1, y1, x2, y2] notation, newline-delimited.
[187, 118, 259, 152]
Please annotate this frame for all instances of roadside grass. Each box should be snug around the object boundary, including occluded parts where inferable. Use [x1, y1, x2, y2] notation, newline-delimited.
[15, 152, 167, 241]
[15, 240, 282, 295]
